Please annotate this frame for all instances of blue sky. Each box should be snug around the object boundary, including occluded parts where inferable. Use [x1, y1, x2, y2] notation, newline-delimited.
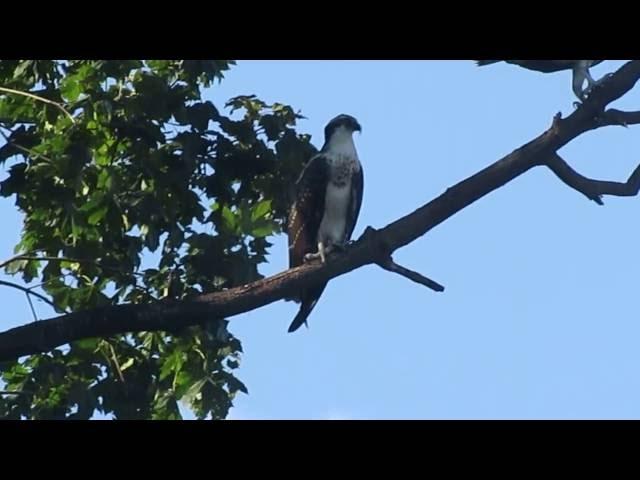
[2, 60, 640, 419]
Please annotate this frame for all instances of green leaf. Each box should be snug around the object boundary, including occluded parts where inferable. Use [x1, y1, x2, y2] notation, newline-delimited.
[74, 338, 100, 352]
[87, 205, 109, 225]
[251, 199, 272, 222]
[221, 205, 237, 231]
[142, 224, 160, 251]
[159, 350, 184, 381]
[250, 219, 276, 238]
[182, 378, 207, 405]
[120, 358, 134, 371]
[13, 61, 33, 79]
[4, 259, 28, 275]
[186, 102, 218, 131]
[60, 78, 82, 102]
[227, 359, 239, 369]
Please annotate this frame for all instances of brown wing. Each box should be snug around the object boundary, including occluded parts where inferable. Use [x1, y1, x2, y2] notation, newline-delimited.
[287, 154, 329, 268]
[286, 154, 329, 332]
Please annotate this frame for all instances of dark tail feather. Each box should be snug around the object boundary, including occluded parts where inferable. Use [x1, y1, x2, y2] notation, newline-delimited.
[287, 284, 326, 333]
[288, 303, 314, 333]
[475, 60, 501, 67]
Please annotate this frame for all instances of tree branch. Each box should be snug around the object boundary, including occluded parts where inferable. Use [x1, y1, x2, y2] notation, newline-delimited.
[1, 61, 640, 362]
[546, 153, 640, 204]
[0, 86, 75, 124]
[0, 127, 55, 162]
[0, 390, 31, 397]
[0, 279, 59, 310]
[599, 108, 640, 128]
[0, 254, 144, 277]
[377, 256, 444, 292]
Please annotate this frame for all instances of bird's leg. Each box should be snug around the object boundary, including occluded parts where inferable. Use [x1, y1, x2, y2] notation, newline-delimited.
[574, 61, 613, 98]
[318, 241, 327, 263]
[304, 241, 328, 263]
[571, 63, 589, 102]
[303, 238, 351, 263]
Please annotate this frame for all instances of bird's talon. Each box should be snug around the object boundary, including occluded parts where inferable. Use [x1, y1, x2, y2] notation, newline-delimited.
[304, 252, 320, 263]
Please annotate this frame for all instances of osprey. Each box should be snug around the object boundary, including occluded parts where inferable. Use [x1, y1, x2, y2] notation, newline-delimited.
[286, 114, 364, 333]
[475, 60, 606, 101]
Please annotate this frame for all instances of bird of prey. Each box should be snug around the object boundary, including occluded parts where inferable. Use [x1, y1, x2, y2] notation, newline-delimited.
[286, 114, 364, 333]
[475, 60, 606, 101]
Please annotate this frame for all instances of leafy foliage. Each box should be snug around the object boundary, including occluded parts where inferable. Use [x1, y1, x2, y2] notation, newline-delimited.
[0, 60, 317, 419]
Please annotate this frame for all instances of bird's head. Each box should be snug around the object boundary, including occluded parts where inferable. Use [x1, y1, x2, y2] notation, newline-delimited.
[324, 114, 362, 143]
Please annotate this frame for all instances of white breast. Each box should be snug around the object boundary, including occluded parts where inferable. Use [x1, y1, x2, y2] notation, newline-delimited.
[318, 182, 351, 245]
[317, 125, 361, 246]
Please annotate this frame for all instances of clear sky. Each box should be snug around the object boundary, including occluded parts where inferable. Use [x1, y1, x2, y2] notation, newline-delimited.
[2, 60, 640, 420]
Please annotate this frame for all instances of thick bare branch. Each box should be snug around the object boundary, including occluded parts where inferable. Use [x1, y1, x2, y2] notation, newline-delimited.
[1, 61, 640, 362]
[546, 153, 640, 203]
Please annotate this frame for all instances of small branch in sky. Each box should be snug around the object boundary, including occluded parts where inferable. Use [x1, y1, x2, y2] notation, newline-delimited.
[26, 292, 39, 322]
[0, 254, 144, 277]
[377, 256, 445, 292]
[0, 251, 43, 270]
[0, 279, 59, 310]
[0, 390, 32, 397]
[0, 127, 54, 162]
[545, 153, 640, 204]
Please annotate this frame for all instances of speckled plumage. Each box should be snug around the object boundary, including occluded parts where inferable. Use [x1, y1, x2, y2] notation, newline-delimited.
[286, 114, 363, 333]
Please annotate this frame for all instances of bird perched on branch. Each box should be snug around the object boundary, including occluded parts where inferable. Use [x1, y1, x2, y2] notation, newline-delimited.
[286, 114, 364, 333]
[475, 60, 607, 101]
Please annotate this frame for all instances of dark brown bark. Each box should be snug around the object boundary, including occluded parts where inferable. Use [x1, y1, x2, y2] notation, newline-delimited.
[546, 153, 640, 204]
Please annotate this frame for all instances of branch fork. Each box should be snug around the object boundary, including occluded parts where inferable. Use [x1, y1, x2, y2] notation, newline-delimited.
[359, 226, 445, 292]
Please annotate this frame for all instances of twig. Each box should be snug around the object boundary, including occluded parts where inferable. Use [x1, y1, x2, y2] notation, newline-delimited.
[102, 340, 125, 384]
[0, 127, 53, 162]
[0, 279, 59, 310]
[377, 256, 445, 292]
[546, 153, 640, 204]
[0, 390, 32, 397]
[0, 254, 144, 277]
[110, 344, 125, 383]
[26, 292, 38, 322]
[0, 86, 76, 124]
[0, 249, 46, 270]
